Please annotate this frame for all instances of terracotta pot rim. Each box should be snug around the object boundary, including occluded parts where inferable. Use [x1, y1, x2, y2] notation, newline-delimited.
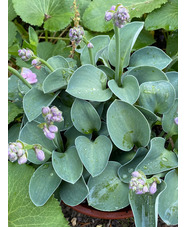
[61, 201, 133, 220]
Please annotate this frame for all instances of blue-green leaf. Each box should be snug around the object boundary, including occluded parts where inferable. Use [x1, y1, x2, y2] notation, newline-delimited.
[166, 71, 178, 98]
[107, 100, 150, 151]
[29, 162, 62, 206]
[47, 56, 69, 70]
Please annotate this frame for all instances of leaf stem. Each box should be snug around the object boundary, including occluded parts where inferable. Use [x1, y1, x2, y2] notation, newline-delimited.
[113, 24, 121, 86]
[8, 66, 32, 89]
[53, 132, 64, 152]
[45, 30, 48, 42]
[88, 47, 95, 66]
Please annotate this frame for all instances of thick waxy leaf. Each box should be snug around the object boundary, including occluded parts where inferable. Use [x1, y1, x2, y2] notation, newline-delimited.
[138, 80, 176, 114]
[43, 68, 71, 93]
[19, 121, 55, 164]
[166, 71, 178, 98]
[8, 162, 69, 227]
[124, 66, 168, 85]
[66, 64, 112, 102]
[108, 75, 140, 104]
[82, 0, 167, 32]
[159, 169, 178, 225]
[98, 65, 115, 80]
[129, 181, 167, 227]
[29, 162, 62, 206]
[107, 100, 150, 151]
[59, 177, 89, 206]
[145, 0, 178, 31]
[162, 99, 178, 136]
[135, 105, 158, 126]
[110, 149, 136, 165]
[23, 87, 59, 122]
[52, 147, 83, 184]
[8, 101, 23, 124]
[136, 137, 178, 175]
[109, 22, 144, 68]
[129, 46, 172, 70]
[87, 161, 129, 211]
[71, 99, 101, 134]
[8, 123, 21, 142]
[118, 148, 148, 183]
[12, 0, 73, 32]
[75, 135, 112, 177]
[47, 56, 69, 70]
[80, 35, 110, 65]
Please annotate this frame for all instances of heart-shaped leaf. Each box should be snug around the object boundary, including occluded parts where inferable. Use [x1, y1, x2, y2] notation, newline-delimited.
[71, 99, 101, 134]
[158, 169, 178, 225]
[108, 75, 140, 104]
[80, 35, 110, 65]
[107, 100, 150, 151]
[129, 181, 167, 227]
[129, 46, 172, 70]
[43, 68, 71, 93]
[162, 99, 178, 136]
[52, 147, 83, 184]
[23, 87, 59, 122]
[138, 80, 176, 114]
[118, 147, 148, 183]
[109, 22, 144, 68]
[66, 64, 112, 102]
[59, 176, 89, 206]
[124, 66, 168, 85]
[12, 0, 74, 32]
[87, 161, 129, 211]
[166, 71, 178, 98]
[19, 121, 55, 164]
[29, 162, 62, 206]
[47, 56, 69, 70]
[136, 137, 178, 175]
[75, 135, 112, 177]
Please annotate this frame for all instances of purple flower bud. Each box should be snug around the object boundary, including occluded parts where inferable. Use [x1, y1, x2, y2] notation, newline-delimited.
[8, 152, 18, 162]
[87, 42, 94, 48]
[50, 106, 59, 116]
[42, 107, 50, 115]
[113, 4, 130, 28]
[143, 185, 149, 193]
[18, 154, 27, 165]
[21, 68, 38, 84]
[132, 171, 141, 178]
[149, 182, 157, 194]
[17, 149, 25, 157]
[45, 113, 53, 123]
[18, 49, 33, 61]
[32, 58, 41, 69]
[18, 49, 26, 57]
[105, 11, 113, 21]
[43, 126, 55, 140]
[48, 125, 58, 133]
[35, 148, 45, 161]
[110, 5, 116, 11]
[69, 26, 84, 45]
[174, 117, 178, 125]
[136, 190, 143, 195]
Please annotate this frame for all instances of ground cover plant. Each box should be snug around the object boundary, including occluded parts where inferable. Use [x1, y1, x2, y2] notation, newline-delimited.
[8, 0, 178, 226]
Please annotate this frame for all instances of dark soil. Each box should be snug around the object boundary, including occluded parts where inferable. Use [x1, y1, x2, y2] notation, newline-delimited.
[61, 203, 178, 227]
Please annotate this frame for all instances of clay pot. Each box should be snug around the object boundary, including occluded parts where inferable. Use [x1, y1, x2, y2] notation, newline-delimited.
[61, 201, 133, 220]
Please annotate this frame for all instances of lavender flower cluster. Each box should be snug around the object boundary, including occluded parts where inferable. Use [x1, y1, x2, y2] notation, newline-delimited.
[129, 171, 157, 195]
[18, 48, 33, 61]
[69, 26, 84, 45]
[8, 142, 28, 164]
[105, 4, 130, 28]
[42, 106, 63, 140]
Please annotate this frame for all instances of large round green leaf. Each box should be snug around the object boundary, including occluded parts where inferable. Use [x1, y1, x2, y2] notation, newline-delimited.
[108, 75, 140, 104]
[136, 137, 178, 175]
[12, 0, 74, 32]
[59, 177, 89, 206]
[66, 64, 112, 102]
[138, 80, 176, 114]
[158, 169, 178, 225]
[47, 56, 69, 70]
[118, 147, 148, 183]
[75, 135, 112, 177]
[129, 46, 172, 70]
[29, 162, 62, 206]
[52, 147, 83, 184]
[107, 100, 150, 151]
[129, 181, 167, 227]
[162, 99, 178, 136]
[71, 99, 101, 134]
[19, 121, 55, 164]
[109, 22, 144, 68]
[80, 35, 110, 65]
[166, 71, 178, 98]
[87, 161, 129, 211]
[124, 66, 168, 85]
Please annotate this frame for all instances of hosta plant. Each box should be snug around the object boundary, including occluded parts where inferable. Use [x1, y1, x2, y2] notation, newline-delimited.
[8, 2, 178, 227]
